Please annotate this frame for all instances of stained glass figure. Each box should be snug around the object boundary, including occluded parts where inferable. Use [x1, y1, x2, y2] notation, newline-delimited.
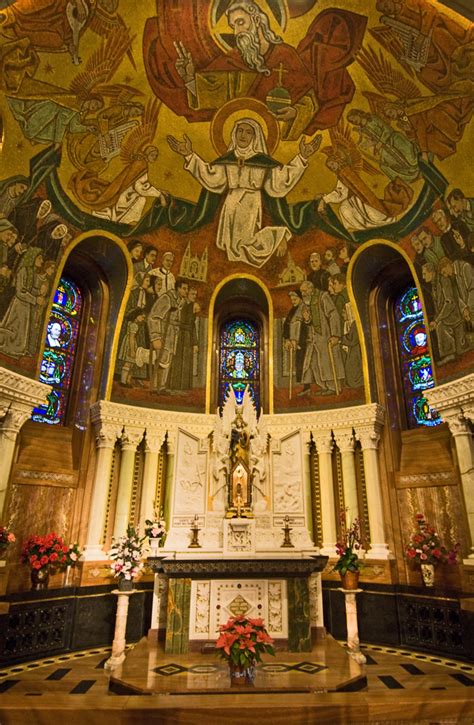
[219, 319, 260, 409]
[32, 278, 82, 425]
[395, 287, 440, 428]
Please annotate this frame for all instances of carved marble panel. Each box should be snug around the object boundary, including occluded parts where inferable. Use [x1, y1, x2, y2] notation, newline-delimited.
[272, 431, 305, 515]
[223, 519, 255, 556]
[189, 581, 211, 639]
[172, 429, 207, 515]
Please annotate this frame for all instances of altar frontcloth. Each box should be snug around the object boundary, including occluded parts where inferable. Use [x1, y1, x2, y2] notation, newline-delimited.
[108, 634, 366, 695]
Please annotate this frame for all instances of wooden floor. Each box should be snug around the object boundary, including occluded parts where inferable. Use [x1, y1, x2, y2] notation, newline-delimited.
[0, 639, 473, 724]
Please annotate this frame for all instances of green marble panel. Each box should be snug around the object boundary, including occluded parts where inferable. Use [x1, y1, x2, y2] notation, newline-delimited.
[287, 577, 312, 652]
[165, 577, 191, 654]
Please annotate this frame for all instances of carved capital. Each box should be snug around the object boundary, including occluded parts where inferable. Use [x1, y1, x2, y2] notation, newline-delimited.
[2, 404, 32, 438]
[144, 429, 166, 454]
[121, 426, 144, 451]
[95, 422, 121, 449]
[333, 428, 355, 453]
[0, 366, 51, 410]
[355, 425, 380, 451]
[312, 431, 333, 456]
[443, 413, 471, 437]
[425, 373, 474, 420]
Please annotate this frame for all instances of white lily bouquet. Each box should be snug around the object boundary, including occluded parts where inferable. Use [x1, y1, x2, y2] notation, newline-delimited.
[108, 524, 145, 582]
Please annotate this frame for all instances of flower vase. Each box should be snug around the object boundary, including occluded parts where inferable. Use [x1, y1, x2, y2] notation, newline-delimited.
[149, 537, 162, 552]
[117, 577, 134, 592]
[31, 566, 50, 591]
[420, 563, 435, 587]
[229, 660, 256, 686]
[340, 570, 360, 590]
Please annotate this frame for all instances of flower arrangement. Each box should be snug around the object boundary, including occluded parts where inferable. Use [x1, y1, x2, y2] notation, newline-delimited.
[0, 526, 15, 558]
[215, 615, 275, 670]
[108, 524, 144, 581]
[333, 514, 364, 575]
[20, 532, 68, 571]
[406, 513, 459, 566]
[64, 542, 82, 567]
[144, 513, 167, 546]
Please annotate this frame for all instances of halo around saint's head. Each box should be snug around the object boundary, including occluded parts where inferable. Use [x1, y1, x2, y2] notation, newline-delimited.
[210, 98, 280, 156]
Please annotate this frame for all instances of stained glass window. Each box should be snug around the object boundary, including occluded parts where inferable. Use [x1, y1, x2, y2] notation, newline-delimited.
[32, 278, 82, 425]
[395, 287, 440, 428]
[219, 319, 260, 410]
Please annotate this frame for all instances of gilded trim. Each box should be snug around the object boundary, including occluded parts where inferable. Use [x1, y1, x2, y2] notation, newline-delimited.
[205, 273, 274, 414]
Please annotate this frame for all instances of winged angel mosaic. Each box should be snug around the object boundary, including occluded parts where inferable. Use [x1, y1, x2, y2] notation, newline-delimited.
[1, 0, 471, 267]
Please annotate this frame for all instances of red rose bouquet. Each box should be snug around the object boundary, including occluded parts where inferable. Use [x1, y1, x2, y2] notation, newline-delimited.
[21, 532, 68, 572]
[406, 513, 459, 566]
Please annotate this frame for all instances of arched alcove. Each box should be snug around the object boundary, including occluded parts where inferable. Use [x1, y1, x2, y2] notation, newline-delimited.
[209, 277, 271, 414]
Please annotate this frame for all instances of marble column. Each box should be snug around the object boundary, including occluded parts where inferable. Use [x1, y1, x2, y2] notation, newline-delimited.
[334, 428, 359, 528]
[445, 413, 474, 559]
[0, 404, 32, 518]
[313, 431, 337, 556]
[104, 589, 136, 669]
[338, 588, 366, 665]
[355, 425, 390, 559]
[139, 429, 165, 530]
[113, 427, 144, 539]
[84, 423, 121, 560]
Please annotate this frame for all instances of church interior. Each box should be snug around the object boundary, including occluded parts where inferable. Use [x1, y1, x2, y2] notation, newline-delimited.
[0, 0, 473, 722]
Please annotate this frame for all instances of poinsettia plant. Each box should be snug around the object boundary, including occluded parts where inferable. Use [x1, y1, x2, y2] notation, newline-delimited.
[21, 533, 68, 571]
[215, 615, 275, 669]
[406, 513, 459, 566]
[0, 525, 15, 558]
[333, 513, 365, 575]
[108, 524, 145, 581]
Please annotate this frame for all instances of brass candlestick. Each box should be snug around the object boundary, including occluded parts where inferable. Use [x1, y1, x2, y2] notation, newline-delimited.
[281, 515, 294, 548]
[188, 515, 202, 548]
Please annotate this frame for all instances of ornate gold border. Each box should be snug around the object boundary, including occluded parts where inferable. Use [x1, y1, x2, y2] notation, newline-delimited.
[205, 273, 274, 414]
[36, 230, 133, 401]
[347, 238, 438, 404]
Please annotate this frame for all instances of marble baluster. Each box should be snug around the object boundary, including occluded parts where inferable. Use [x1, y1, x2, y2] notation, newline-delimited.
[84, 423, 121, 560]
[339, 588, 366, 664]
[113, 427, 144, 538]
[105, 589, 136, 669]
[313, 431, 337, 556]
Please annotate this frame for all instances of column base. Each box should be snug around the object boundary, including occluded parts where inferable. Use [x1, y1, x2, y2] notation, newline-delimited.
[82, 545, 108, 561]
[104, 653, 126, 669]
[365, 544, 392, 560]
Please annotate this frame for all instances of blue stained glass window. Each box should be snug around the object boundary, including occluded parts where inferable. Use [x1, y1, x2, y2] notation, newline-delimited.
[32, 278, 82, 425]
[395, 287, 440, 428]
[219, 319, 260, 410]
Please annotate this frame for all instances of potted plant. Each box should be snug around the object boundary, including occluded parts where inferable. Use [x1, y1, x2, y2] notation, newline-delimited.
[144, 513, 167, 551]
[63, 542, 83, 586]
[215, 615, 275, 685]
[108, 524, 145, 591]
[0, 525, 15, 559]
[406, 513, 459, 586]
[0, 525, 15, 595]
[333, 515, 364, 590]
[20, 532, 68, 590]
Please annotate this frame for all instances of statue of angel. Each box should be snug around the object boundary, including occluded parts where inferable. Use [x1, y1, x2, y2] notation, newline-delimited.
[210, 390, 235, 508]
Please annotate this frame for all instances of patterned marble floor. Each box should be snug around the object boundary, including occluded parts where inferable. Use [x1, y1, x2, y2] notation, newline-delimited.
[0, 641, 472, 696]
[0, 645, 474, 725]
